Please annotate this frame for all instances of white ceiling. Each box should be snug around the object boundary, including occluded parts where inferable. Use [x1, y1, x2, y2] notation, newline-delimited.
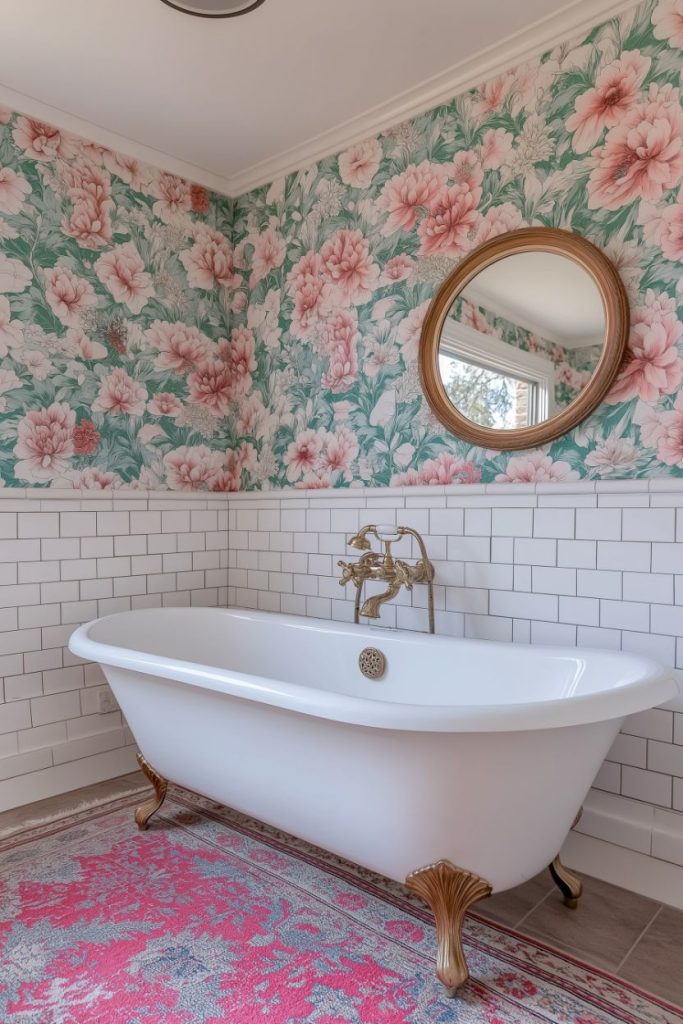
[463, 253, 605, 348]
[0, 0, 631, 195]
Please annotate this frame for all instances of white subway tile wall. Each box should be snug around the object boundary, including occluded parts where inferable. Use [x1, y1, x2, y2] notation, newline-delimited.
[0, 491, 228, 812]
[2, 480, 683, 885]
[226, 481, 683, 875]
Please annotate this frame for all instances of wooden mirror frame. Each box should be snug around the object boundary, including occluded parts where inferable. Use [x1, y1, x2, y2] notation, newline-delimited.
[418, 227, 629, 451]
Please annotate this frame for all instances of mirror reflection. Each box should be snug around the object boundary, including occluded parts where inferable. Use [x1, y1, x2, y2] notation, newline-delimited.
[438, 252, 605, 431]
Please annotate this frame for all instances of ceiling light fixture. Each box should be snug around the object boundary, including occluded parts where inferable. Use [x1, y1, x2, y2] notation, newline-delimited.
[160, 0, 265, 17]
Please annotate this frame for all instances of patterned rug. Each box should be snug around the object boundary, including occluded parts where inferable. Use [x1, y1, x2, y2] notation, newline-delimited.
[0, 790, 678, 1024]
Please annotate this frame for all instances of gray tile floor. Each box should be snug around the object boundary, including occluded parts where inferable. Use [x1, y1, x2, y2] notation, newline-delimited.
[1, 775, 682, 1007]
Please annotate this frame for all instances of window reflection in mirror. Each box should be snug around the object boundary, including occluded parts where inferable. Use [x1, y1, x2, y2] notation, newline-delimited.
[438, 351, 539, 430]
[437, 251, 605, 431]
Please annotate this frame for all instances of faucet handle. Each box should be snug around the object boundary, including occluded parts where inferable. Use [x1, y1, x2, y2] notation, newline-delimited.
[337, 559, 356, 586]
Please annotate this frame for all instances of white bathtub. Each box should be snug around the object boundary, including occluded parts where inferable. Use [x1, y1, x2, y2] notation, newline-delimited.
[70, 606, 675, 892]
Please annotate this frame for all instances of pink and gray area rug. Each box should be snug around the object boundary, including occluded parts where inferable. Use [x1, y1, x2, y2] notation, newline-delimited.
[0, 789, 679, 1024]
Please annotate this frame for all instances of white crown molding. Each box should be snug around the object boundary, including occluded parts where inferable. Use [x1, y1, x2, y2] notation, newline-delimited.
[226, 0, 640, 196]
[0, 0, 639, 199]
[0, 81, 232, 196]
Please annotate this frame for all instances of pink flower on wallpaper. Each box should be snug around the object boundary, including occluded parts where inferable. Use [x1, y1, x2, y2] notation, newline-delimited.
[67, 327, 107, 361]
[566, 50, 651, 153]
[0, 107, 10, 124]
[379, 255, 415, 285]
[0, 368, 22, 414]
[209, 452, 242, 492]
[0, 167, 30, 215]
[652, 0, 683, 47]
[187, 359, 234, 417]
[235, 393, 270, 437]
[147, 392, 183, 418]
[296, 470, 332, 489]
[587, 84, 683, 210]
[320, 228, 379, 306]
[63, 160, 112, 206]
[451, 150, 484, 191]
[378, 161, 448, 234]
[103, 151, 151, 192]
[320, 308, 359, 393]
[418, 183, 481, 257]
[338, 138, 382, 189]
[95, 243, 154, 314]
[460, 301, 495, 335]
[288, 251, 329, 339]
[62, 196, 112, 250]
[363, 336, 399, 378]
[164, 445, 224, 490]
[607, 316, 683, 403]
[291, 273, 328, 339]
[56, 467, 122, 489]
[250, 226, 286, 288]
[152, 171, 192, 223]
[43, 266, 96, 326]
[391, 452, 481, 486]
[180, 230, 241, 291]
[12, 117, 77, 161]
[644, 393, 683, 467]
[495, 451, 580, 483]
[288, 251, 323, 290]
[473, 202, 524, 245]
[638, 185, 683, 261]
[145, 320, 211, 374]
[16, 349, 53, 381]
[221, 327, 257, 395]
[584, 436, 638, 474]
[0, 296, 23, 355]
[92, 367, 148, 416]
[13, 401, 75, 482]
[0, 254, 31, 294]
[479, 128, 514, 169]
[472, 72, 515, 118]
[419, 453, 482, 485]
[319, 427, 359, 479]
[284, 428, 323, 482]
[397, 300, 430, 362]
[231, 292, 247, 316]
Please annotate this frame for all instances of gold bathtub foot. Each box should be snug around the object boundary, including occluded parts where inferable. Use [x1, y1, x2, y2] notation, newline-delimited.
[549, 855, 583, 908]
[134, 752, 168, 830]
[406, 859, 492, 996]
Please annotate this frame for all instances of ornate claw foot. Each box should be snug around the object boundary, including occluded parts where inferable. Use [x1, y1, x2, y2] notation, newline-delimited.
[406, 859, 492, 996]
[134, 752, 168, 831]
[549, 855, 583, 908]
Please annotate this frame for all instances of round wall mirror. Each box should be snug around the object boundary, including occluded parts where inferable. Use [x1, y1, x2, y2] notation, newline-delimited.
[418, 228, 629, 451]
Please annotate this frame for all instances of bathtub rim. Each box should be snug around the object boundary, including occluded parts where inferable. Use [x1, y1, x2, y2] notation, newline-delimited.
[68, 608, 677, 734]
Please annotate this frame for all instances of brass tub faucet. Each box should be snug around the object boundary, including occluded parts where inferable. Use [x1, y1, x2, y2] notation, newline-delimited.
[338, 525, 435, 633]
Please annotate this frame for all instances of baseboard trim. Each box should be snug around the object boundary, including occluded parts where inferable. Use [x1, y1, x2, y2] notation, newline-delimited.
[561, 830, 683, 910]
[0, 745, 139, 814]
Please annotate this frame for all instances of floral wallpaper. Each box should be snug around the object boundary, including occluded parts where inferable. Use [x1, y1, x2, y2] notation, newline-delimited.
[446, 296, 600, 409]
[231, 0, 683, 488]
[0, 108, 242, 490]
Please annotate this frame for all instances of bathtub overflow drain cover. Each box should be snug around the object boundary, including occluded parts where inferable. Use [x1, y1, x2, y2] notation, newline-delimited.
[358, 647, 386, 680]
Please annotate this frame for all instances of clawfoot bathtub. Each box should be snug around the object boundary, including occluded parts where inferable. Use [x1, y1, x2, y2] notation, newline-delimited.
[70, 607, 676, 995]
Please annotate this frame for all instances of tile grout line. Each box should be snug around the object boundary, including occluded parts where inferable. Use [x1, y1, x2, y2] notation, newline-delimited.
[513, 885, 556, 929]
[614, 903, 664, 974]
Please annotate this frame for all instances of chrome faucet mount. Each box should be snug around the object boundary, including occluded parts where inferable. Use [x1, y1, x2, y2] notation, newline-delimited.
[338, 524, 435, 633]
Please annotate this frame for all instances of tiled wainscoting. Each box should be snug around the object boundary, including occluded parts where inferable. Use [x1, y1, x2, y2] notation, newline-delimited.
[0, 489, 228, 812]
[226, 479, 683, 908]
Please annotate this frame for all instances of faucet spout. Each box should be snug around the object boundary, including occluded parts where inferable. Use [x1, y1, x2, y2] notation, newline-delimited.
[360, 582, 402, 619]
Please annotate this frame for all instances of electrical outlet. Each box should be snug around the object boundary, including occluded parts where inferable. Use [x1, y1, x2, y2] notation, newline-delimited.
[98, 689, 119, 714]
